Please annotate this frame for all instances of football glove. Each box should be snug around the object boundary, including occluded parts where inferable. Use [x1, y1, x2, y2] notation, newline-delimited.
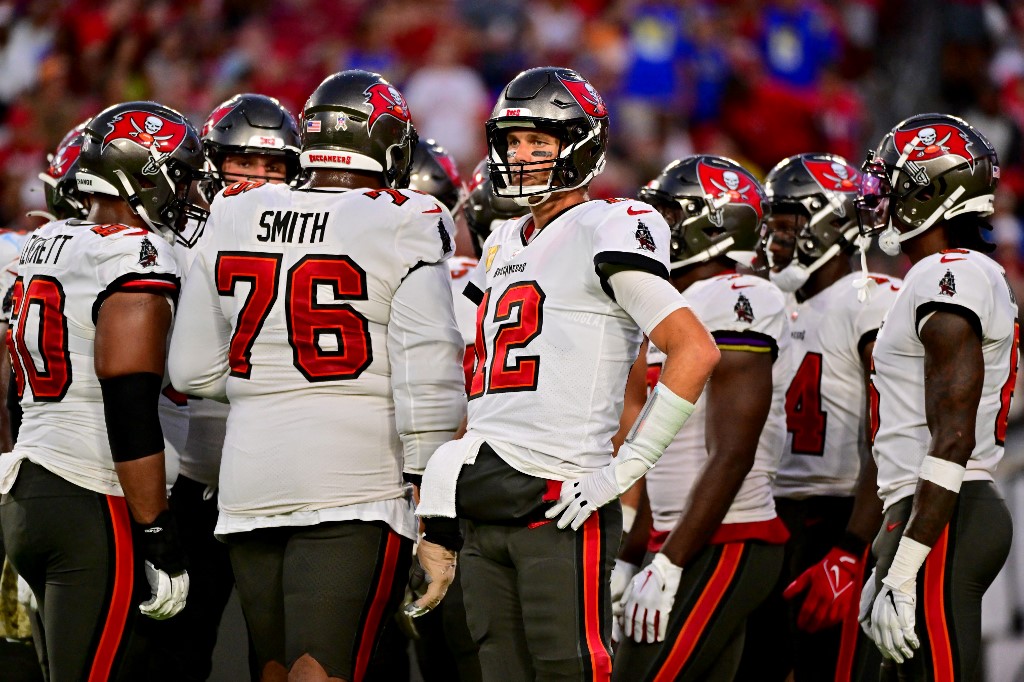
[859, 567, 877, 639]
[611, 559, 640, 646]
[870, 578, 919, 663]
[403, 538, 457, 618]
[137, 510, 188, 620]
[783, 546, 862, 632]
[622, 553, 683, 644]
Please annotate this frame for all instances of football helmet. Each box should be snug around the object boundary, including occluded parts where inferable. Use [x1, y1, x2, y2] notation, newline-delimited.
[38, 120, 89, 220]
[408, 138, 465, 211]
[300, 70, 416, 188]
[638, 155, 768, 272]
[764, 153, 862, 292]
[486, 66, 608, 205]
[200, 93, 300, 203]
[856, 113, 998, 256]
[463, 159, 527, 256]
[77, 101, 207, 243]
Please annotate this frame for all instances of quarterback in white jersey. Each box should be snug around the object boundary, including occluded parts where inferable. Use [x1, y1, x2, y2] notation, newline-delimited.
[418, 68, 718, 682]
[613, 156, 791, 682]
[168, 70, 466, 682]
[856, 114, 1016, 679]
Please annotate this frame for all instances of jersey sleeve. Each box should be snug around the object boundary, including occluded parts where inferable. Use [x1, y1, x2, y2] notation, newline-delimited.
[167, 245, 231, 401]
[591, 200, 671, 279]
[394, 191, 457, 273]
[910, 256, 991, 338]
[853, 275, 902, 354]
[707, 282, 787, 361]
[91, 229, 181, 323]
[388, 261, 467, 475]
[0, 258, 18, 324]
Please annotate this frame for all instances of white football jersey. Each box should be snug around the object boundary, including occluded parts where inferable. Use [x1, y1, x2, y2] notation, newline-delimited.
[168, 183, 465, 538]
[450, 254, 479, 389]
[872, 249, 1018, 509]
[463, 199, 674, 479]
[774, 272, 902, 499]
[646, 272, 793, 531]
[159, 230, 229, 489]
[0, 219, 180, 496]
[0, 256, 19, 324]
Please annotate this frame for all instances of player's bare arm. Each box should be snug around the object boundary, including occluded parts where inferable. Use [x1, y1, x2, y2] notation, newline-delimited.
[95, 290, 173, 525]
[658, 348, 772, 568]
[845, 340, 885, 545]
[905, 309, 984, 545]
[647, 306, 719, 404]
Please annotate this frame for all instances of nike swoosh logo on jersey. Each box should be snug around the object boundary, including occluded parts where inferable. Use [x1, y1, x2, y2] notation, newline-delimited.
[886, 521, 904, 532]
[423, 205, 443, 214]
[731, 283, 754, 289]
[627, 207, 652, 215]
[940, 255, 966, 263]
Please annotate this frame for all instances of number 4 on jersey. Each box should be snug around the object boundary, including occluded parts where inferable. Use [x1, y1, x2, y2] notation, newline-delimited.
[785, 352, 827, 456]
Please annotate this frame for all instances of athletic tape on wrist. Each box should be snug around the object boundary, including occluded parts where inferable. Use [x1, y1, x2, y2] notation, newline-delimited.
[883, 536, 931, 591]
[624, 382, 696, 466]
[918, 455, 966, 493]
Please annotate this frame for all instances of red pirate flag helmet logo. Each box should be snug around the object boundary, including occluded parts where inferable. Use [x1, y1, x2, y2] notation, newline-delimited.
[556, 73, 608, 120]
[695, 160, 764, 224]
[201, 100, 240, 137]
[893, 123, 976, 169]
[102, 110, 188, 155]
[364, 82, 411, 133]
[48, 127, 84, 178]
[802, 158, 860, 193]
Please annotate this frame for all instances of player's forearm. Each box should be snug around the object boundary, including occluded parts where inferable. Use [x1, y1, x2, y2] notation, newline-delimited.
[844, 451, 882, 547]
[619, 482, 652, 565]
[115, 453, 169, 524]
[655, 331, 718, 404]
[659, 450, 752, 567]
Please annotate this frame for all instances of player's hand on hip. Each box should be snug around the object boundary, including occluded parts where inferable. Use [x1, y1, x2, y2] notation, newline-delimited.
[404, 538, 457, 618]
[870, 578, 920, 663]
[623, 553, 683, 644]
[137, 510, 189, 620]
[783, 546, 862, 632]
[545, 466, 620, 531]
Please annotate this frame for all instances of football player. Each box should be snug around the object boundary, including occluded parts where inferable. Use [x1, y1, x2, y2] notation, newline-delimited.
[416, 67, 720, 681]
[856, 114, 1016, 679]
[611, 156, 792, 681]
[167, 70, 466, 682]
[741, 154, 901, 681]
[148, 93, 301, 682]
[0, 101, 204, 680]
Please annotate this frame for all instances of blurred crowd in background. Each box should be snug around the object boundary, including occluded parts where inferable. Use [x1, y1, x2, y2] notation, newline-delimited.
[3, 0, 1024, 279]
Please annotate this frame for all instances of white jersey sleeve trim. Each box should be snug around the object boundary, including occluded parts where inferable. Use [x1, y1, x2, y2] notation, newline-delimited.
[608, 269, 689, 336]
[388, 262, 467, 475]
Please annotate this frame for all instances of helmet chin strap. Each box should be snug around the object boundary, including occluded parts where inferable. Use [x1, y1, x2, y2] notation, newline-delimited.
[769, 226, 857, 293]
[113, 169, 170, 242]
[877, 185, 967, 256]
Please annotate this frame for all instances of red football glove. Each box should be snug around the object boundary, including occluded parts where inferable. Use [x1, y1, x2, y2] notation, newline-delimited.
[783, 546, 862, 633]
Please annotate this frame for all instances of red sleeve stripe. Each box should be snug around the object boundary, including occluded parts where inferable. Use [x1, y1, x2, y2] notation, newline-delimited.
[116, 280, 179, 294]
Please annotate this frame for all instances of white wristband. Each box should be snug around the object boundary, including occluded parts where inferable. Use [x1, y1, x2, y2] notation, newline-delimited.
[919, 455, 966, 493]
[882, 536, 931, 592]
[624, 382, 696, 466]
